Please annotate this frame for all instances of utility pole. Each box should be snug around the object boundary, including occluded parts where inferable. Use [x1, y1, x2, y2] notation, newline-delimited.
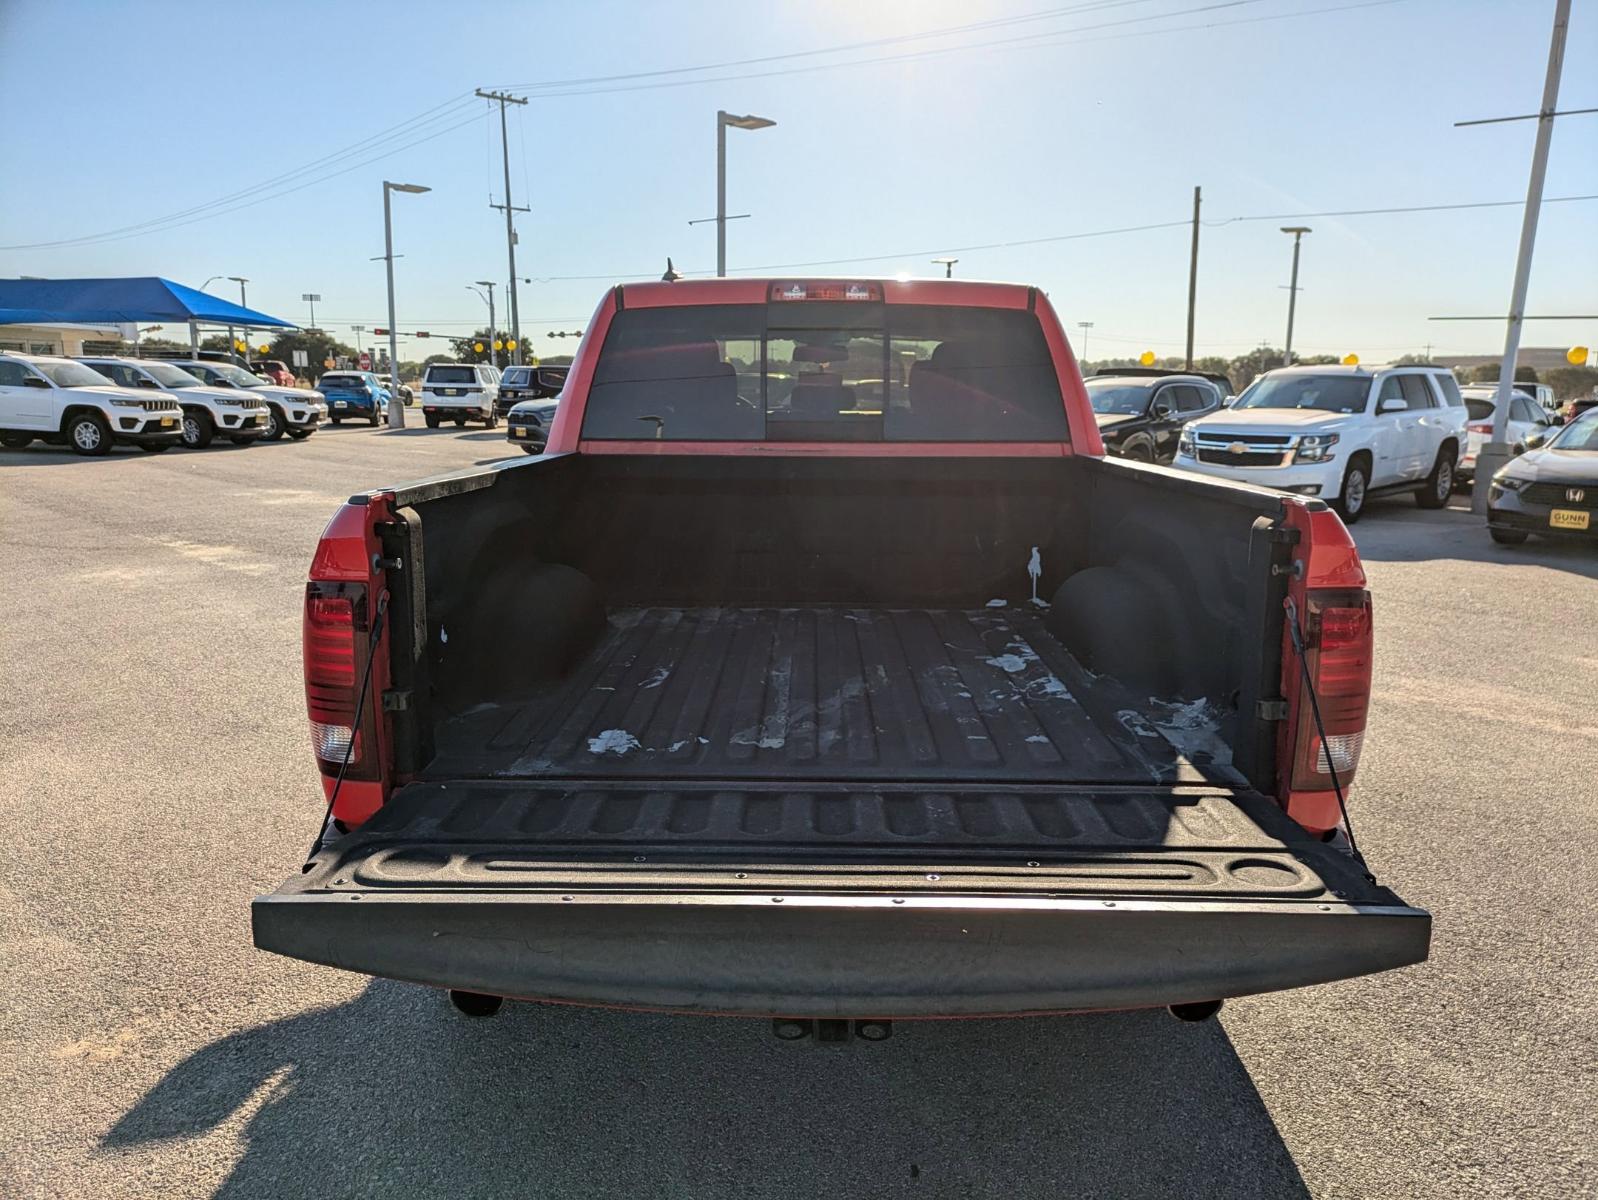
[469, 282, 497, 366]
[1185, 186, 1201, 370]
[1280, 227, 1311, 366]
[1077, 321, 1094, 362]
[1465, 0, 1572, 512]
[302, 293, 320, 331]
[351, 325, 365, 355]
[477, 89, 529, 365]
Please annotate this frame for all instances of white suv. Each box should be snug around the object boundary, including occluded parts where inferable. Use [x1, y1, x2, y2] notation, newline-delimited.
[421, 362, 501, 428]
[77, 356, 270, 450]
[173, 360, 326, 441]
[0, 352, 183, 455]
[1173, 365, 1468, 523]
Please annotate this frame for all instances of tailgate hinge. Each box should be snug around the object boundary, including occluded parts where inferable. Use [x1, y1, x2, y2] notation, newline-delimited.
[1255, 698, 1289, 721]
[382, 688, 413, 713]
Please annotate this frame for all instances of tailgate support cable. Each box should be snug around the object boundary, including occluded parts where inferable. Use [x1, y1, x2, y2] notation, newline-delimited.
[307, 592, 389, 863]
[1283, 595, 1371, 878]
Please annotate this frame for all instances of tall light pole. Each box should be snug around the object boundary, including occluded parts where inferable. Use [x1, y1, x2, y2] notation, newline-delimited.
[302, 292, 321, 331]
[716, 111, 775, 277]
[931, 257, 958, 278]
[1077, 321, 1094, 362]
[351, 325, 365, 356]
[1279, 227, 1311, 366]
[382, 181, 430, 429]
[468, 282, 497, 366]
[1479, 0, 1572, 509]
[226, 276, 249, 363]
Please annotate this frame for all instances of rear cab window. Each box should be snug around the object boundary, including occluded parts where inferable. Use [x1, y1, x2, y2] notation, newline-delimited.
[580, 298, 1069, 443]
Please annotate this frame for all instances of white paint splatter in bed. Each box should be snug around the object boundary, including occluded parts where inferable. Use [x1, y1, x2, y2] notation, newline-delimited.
[986, 598, 1008, 608]
[640, 667, 671, 689]
[587, 729, 640, 756]
[986, 654, 1028, 673]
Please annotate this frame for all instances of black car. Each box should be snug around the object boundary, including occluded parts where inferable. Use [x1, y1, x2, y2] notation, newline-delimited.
[1487, 407, 1598, 544]
[495, 364, 568, 418]
[1084, 374, 1225, 462]
[504, 398, 558, 453]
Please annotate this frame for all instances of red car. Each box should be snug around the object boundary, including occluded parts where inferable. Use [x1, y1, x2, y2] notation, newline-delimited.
[249, 359, 295, 387]
[253, 277, 1429, 1027]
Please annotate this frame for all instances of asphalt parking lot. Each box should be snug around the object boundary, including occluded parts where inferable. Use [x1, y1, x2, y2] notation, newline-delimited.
[3, 427, 1595, 1200]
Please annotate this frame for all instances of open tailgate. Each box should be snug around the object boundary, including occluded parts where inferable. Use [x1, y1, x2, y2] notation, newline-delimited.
[254, 782, 1429, 1016]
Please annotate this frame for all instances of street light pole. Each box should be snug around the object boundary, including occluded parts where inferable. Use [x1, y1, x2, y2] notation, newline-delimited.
[1280, 227, 1311, 366]
[302, 293, 321, 330]
[1479, 0, 1572, 508]
[226, 276, 249, 365]
[1077, 321, 1094, 362]
[382, 181, 431, 429]
[716, 110, 775, 277]
[469, 282, 497, 366]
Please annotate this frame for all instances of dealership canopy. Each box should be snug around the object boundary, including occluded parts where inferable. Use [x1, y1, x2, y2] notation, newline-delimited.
[0, 277, 295, 330]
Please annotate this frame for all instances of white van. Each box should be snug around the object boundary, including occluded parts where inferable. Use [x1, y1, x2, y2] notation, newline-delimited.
[421, 362, 501, 428]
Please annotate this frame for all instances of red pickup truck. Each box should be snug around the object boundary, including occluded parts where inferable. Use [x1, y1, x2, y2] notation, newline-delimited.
[254, 278, 1429, 1027]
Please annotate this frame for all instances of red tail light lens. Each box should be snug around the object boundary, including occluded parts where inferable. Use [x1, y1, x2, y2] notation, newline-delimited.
[1467, 421, 1493, 434]
[303, 583, 373, 774]
[1290, 589, 1373, 794]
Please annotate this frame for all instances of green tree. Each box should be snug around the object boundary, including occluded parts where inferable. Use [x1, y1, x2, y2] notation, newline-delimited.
[1227, 347, 1286, 392]
[1544, 365, 1598, 399]
[259, 330, 358, 381]
[448, 329, 518, 369]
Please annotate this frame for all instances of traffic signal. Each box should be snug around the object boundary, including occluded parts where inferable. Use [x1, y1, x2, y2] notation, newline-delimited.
[415, 331, 431, 339]
[373, 328, 389, 336]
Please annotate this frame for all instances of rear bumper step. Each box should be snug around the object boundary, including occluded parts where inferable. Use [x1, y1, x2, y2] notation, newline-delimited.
[254, 887, 1428, 1017]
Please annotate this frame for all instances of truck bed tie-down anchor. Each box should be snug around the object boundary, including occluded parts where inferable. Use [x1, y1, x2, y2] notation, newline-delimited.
[773, 1018, 893, 1042]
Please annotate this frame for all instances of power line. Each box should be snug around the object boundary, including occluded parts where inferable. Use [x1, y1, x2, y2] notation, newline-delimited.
[496, 0, 1174, 92]
[0, 94, 483, 251]
[1212, 193, 1598, 223]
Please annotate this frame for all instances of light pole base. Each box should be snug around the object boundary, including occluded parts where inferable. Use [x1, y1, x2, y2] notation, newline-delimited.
[1471, 442, 1513, 515]
[386, 395, 406, 429]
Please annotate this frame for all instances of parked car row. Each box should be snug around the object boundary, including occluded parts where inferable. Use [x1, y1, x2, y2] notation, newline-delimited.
[1486, 406, 1598, 545]
[0, 351, 329, 454]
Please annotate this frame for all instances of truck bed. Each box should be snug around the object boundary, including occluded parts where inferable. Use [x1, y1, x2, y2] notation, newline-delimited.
[426, 605, 1240, 788]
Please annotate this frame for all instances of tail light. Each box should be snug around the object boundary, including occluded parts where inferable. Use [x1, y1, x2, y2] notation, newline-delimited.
[1289, 589, 1373, 795]
[1467, 421, 1493, 435]
[303, 581, 379, 779]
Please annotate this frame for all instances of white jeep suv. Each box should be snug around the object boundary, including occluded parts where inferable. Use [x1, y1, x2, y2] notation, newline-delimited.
[172, 360, 326, 441]
[1173, 365, 1468, 523]
[77, 356, 270, 450]
[0, 352, 183, 455]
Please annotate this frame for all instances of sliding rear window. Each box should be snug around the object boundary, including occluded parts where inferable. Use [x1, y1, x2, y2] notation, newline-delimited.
[581, 302, 1068, 442]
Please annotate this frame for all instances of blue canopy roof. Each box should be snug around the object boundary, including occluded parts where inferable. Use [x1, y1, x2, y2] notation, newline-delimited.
[0, 277, 296, 328]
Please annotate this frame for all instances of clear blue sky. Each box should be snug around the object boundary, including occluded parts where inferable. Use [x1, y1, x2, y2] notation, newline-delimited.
[1, 0, 1594, 363]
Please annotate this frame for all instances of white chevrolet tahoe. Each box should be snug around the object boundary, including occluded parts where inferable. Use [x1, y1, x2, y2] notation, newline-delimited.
[173, 360, 326, 441]
[1173, 364, 1468, 523]
[0, 352, 183, 455]
[421, 362, 501, 428]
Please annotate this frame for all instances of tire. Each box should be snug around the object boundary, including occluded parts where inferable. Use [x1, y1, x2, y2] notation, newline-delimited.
[261, 406, 287, 441]
[1122, 442, 1154, 463]
[486, 413, 499, 429]
[521, 445, 542, 455]
[368, 408, 381, 427]
[286, 427, 312, 440]
[424, 413, 440, 429]
[1415, 446, 1454, 509]
[454, 416, 466, 428]
[227, 436, 257, 446]
[66, 411, 112, 457]
[0, 432, 32, 449]
[330, 418, 342, 426]
[180, 409, 214, 449]
[1489, 526, 1529, 545]
[138, 442, 172, 454]
[1336, 457, 1370, 524]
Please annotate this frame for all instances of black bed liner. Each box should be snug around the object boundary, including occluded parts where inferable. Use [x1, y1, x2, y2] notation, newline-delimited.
[426, 606, 1240, 786]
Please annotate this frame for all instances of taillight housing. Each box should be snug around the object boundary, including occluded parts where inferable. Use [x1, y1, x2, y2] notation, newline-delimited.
[303, 581, 379, 780]
[1289, 588, 1373, 795]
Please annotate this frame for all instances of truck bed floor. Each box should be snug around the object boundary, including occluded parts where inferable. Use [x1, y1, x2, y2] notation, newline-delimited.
[426, 606, 1240, 787]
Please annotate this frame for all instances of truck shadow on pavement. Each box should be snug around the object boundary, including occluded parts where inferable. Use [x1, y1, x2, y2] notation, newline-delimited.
[103, 981, 1308, 1199]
